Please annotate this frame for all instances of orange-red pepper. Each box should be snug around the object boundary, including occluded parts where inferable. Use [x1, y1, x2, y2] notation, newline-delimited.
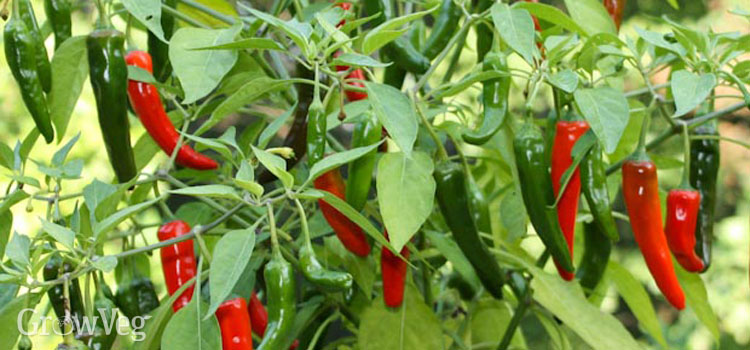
[380, 231, 409, 307]
[157, 220, 196, 312]
[665, 189, 705, 272]
[216, 298, 254, 350]
[314, 169, 372, 256]
[603, 0, 626, 31]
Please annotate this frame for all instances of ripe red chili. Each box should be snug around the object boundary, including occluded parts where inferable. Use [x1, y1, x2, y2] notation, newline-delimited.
[334, 2, 351, 27]
[380, 231, 409, 307]
[248, 291, 268, 337]
[551, 121, 589, 281]
[334, 51, 368, 102]
[603, 0, 626, 31]
[665, 189, 705, 273]
[125, 51, 218, 170]
[216, 298, 254, 350]
[157, 220, 196, 312]
[314, 169, 372, 257]
[622, 159, 685, 310]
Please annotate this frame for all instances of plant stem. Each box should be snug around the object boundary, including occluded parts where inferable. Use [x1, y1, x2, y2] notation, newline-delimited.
[496, 277, 532, 350]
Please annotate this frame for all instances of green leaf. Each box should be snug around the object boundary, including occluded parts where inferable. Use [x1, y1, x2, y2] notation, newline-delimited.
[500, 190, 527, 242]
[252, 146, 294, 188]
[192, 37, 286, 51]
[122, 0, 165, 41]
[433, 70, 509, 99]
[492, 3, 536, 64]
[376, 152, 435, 251]
[471, 299, 527, 348]
[5, 233, 30, 270]
[324, 236, 375, 297]
[0, 211, 11, 262]
[610, 100, 646, 163]
[51, 133, 79, 166]
[247, 8, 312, 57]
[234, 161, 264, 197]
[258, 103, 297, 148]
[0, 293, 41, 349]
[366, 82, 418, 154]
[634, 27, 686, 56]
[128, 65, 157, 84]
[39, 219, 75, 251]
[424, 230, 481, 291]
[169, 24, 242, 104]
[574, 87, 629, 154]
[548, 69, 579, 93]
[671, 70, 717, 117]
[94, 199, 158, 240]
[307, 142, 383, 184]
[676, 264, 720, 342]
[514, 2, 587, 36]
[331, 53, 390, 68]
[563, 0, 617, 36]
[161, 299, 222, 350]
[83, 180, 117, 222]
[170, 185, 240, 200]
[358, 285, 444, 350]
[207, 226, 257, 318]
[608, 261, 667, 347]
[91, 255, 118, 272]
[665, 0, 679, 9]
[48, 36, 89, 141]
[0, 190, 29, 214]
[362, 6, 436, 55]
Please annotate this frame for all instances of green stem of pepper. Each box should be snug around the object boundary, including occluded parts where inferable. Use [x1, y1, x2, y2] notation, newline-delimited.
[496, 276, 532, 350]
[679, 121, 692, 188]
[415, 99, 449, 160]
[267, 203, 282, 257]
[293, 197, 313, 250]
[62, 275, 73, 345]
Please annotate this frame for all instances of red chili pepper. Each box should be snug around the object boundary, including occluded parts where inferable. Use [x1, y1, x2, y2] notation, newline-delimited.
[551, 121, 589, 281]
[603, 0, 626, 31]
[380, 231, 409, 307]
[334, 2, 351, 27]
[216, 298, 254, 350]
[248, 291, 268, 337]
[333, 51, 368, 102]
[314, 169, 372, 257]
[665, 189, 705, 272]
[125, 51, 218, 170]
[622, 158, 685, 310]
[157, 220, 196, 312]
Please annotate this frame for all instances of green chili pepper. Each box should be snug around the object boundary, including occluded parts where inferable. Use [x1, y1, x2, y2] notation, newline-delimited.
[87, 288, 117, 350]
[382, 23, 423, 89]
[257, 253, 296, 350]
[580, 141, 620, 241]
[17, 0, 51, 93]
[690, 122, 719, 272]
[462, 52, 509, 145]
[345, 115, 381, 211]
[513, 122, 574, 272]
[299, 245, 353, 292]
[422, 0, 461, 60]
[364, 0, 430, 74]
[306, 95, 326, 168]
[115, 273, 160, 319]
[468, 179, 492, 235]
[576, 221, 611, 294]
[43, 254, 85, 331]
[434, 161, 505, 299]
[475, 0, 493, 63]
[147, 0, 176, 82]
[87, 28, 137, 183]
[43, 0, 72, 49]
[4, 1, 54, 143]
[18, 335, 32, 350]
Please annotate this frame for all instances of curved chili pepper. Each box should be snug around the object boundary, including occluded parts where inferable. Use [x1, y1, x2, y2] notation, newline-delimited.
[299, 245, 353, 291]
[434, 161, 505, 299]
[217, 298, 254, 350]
[157, 220, 197, 312]
[665, 189, 704, 272]
[550, 121, 589, 281]
[690, 123, 719, 271]
[17, 0, 51, 93]
[44, 0, 71, 50]
[257, 253, 296, 350]
[88, 286, 117, 350]
[576, 221, 611, 295]
[125, 51, 218, 170]
[345, 115, 381, 211]
[4, 1, 54, 143]
[248, 291, 269, 337]
[88, 29, 138, 182]
[603, 0, 626, 31]
[43, 254, 85, 331]
[148, 0, 176, 82]
[422, 0, 461, 60]
[314, 169, 372, 256]
[514, 122, 574, 272]
[462, 52, 509, 145]
[622, 155, 685, 310]
[381, 231, 410, 307]
[580, 142, 620, 241]
[474, 0, 493, 63]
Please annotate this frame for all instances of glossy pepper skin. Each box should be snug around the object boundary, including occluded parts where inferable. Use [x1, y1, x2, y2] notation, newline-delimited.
[216, 298, 254, 350]
[17, 0, 51, 93]
[690, 124, 719, 271]
[474, 0, 493, 63]
[381, 231, 410, 307]
[299, 245, 353, 291]
[147, 0, 176, 82]
[4, 4, 54, 143]
[576, 221, 611, 295]
[306, 96, 327, 168]
[315, 170, 372, 256]
[665, 189, 704, 272]
[115, 274, 161, 319]
[434, 162, 505, 299]
[44, 0, 72, 49]
[550, 121, 589, 281]
[125, 51, 218, 170]
[43, 254, 85, 330]
[157, 220, 197, 312]
[87, 29, 138, 183]
[603, 0, 626, 31]
[580, 142, 620, 241]
[462, 52, 510, 144]
[345, 115, 381, 211]
[514, 123, 574, 272]
[422, 0, 461, 60]
[248, 291, 269, 336]
[87, 288, 117, 350]
[381, 37, 431, 74]
[622, 157, 685, 310]
[257, 254, 296, 350]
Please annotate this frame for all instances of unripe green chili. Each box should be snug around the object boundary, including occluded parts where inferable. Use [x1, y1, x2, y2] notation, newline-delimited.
[580, 141, 620, 241]
[434, 161, 505, 299]
[576, 221, 611, 294]
[462, 52, 509, 144]
[299, 245, 353, 292]
[4, 1, 54, 143]
[17, 0, 51, 93]
[468, 179, 492, 235]
[475, 0, 493, 63]
[422, 0, 461, 60]
[690, 122, 719, 272]
[87, 28, 137, 183]
[364, 0, 430, 74]
[43, 254, 85, 331]
[147, 0, 176, 82]
[114, 261, 160, 319]
[18, 335, 32, 350]
[513, 122, 574, 272]
[44, 0, 72, 49]
[345, 114, 381, 211]
[257, 253, 297, 350]
[306, 97, 326, 168]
